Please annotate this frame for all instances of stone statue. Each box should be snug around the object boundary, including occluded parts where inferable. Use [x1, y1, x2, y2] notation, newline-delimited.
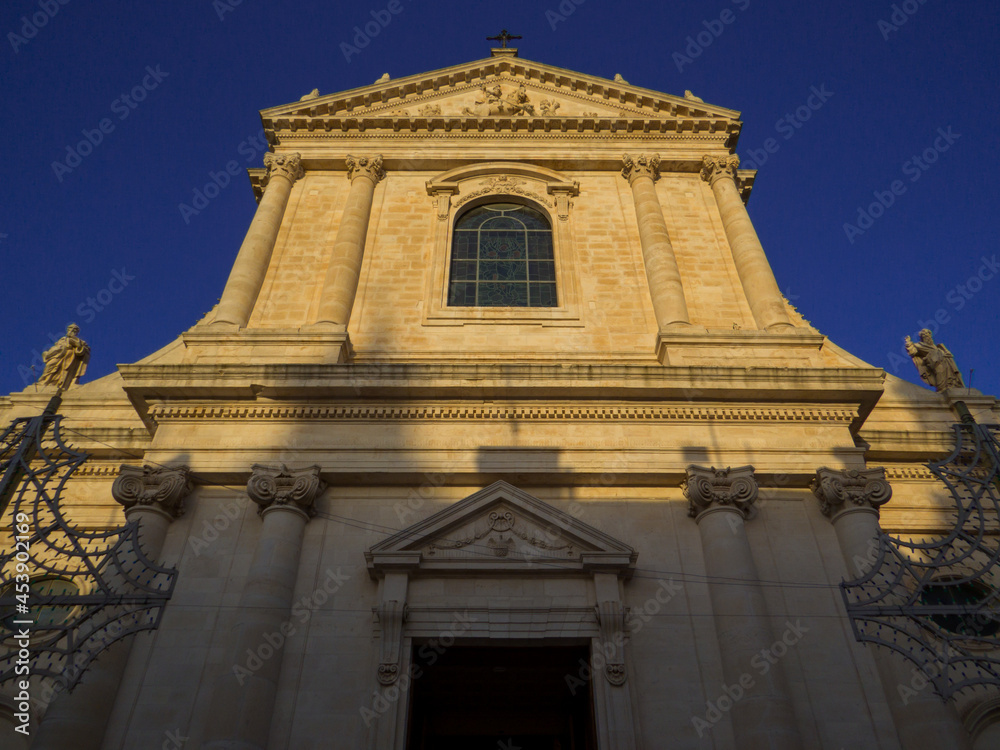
[38, 324, 90, 390]
[685, 90, 704, 103]
[482, 84, 504, 113]
[905, 329, 964, 392]
[299, 88, 319, 101]
[507, 84, 534, 115]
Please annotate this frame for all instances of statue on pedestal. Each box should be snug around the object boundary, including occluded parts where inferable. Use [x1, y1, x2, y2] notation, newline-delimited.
[905, 328, 964, 392]
[38, 323, 90, 390]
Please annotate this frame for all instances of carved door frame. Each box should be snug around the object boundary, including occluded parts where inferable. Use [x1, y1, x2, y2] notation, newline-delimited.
[364, 481, 639, 750]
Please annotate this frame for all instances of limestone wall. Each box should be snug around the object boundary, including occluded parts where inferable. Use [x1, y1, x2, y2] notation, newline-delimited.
[244, 167, 759, 355]
[101, 484, 898, 750]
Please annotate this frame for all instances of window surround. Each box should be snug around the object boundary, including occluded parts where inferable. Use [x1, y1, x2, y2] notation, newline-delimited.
[424, 162, 582, 326]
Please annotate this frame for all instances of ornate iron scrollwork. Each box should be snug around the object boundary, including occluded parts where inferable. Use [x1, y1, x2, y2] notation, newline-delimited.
[841, 407, 1000, 698]
[0, 410, 177, 690]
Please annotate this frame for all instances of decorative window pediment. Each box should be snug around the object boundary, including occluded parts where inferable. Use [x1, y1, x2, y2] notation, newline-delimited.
[422, 163, 583, 326]
[365, 481, 636, 576]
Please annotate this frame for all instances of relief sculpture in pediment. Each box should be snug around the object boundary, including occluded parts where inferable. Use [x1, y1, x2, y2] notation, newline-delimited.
[461, 82, 535, 117]
[426, 508, 575, 558]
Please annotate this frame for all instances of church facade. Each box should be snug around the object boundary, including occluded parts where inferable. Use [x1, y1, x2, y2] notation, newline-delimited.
[3, 49, 999, 750]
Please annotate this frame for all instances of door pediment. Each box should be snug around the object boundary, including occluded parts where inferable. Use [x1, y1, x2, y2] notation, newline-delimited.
[366, 481, 636, 577]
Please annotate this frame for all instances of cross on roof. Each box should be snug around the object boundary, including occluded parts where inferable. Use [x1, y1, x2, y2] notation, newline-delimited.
[487, 29, 522, 48]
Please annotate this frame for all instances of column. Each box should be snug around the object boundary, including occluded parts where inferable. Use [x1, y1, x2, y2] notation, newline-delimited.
[812, 468, 972, 750]
[213, 152, 304, 326]
[33, 465, 191, 750]
[203, 464, 325, 750]
[314, 154, 385, 327]
[620, 153, 691, 328]
[684, 465, 803, 750]
[700, 155, 793, 330]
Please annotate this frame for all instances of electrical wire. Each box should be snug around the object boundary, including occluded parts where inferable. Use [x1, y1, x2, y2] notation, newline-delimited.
[4, 401, 873, 594]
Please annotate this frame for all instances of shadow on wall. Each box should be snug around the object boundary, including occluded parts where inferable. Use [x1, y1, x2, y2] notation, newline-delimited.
[475, 446, 564, 487]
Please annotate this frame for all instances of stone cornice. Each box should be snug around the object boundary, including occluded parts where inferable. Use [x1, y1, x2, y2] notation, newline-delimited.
[249, 152, 749, 202]
[882, 465, 936, 481]
[858, 429, 958, 461]
[265, 113, 734, 138]
[148, 402, 859, 424]
[119, 361, 883, 384]
[255, 152, 732, 176]
[54, 427, 151, 459]
[76, 463, 140, 477]
[119, 362, 885, 405]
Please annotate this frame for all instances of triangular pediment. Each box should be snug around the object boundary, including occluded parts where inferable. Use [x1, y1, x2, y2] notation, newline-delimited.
[366, 481, 636, 576]
[262, 57, 740, 140]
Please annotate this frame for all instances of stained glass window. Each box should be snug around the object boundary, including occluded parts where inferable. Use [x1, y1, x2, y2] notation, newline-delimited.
[448, 203, 557, 307]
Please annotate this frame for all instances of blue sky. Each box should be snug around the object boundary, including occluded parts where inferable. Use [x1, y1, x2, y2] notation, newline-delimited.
[1, 0, 998, 401]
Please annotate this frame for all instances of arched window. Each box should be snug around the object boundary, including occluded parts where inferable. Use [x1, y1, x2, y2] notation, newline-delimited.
[447, 202, 557, 307]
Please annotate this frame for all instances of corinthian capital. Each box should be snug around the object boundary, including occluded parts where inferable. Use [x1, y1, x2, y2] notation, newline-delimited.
[700, 155, 740, 186]
[621, 153, 661, 184]
[247, 463, 325, 519]
[263, 152, 305, 186]
[112, 465, 192, 519]
[346, 154, 385, 184]
[811, 467, 892, 519]
[683, 465, 758, 518]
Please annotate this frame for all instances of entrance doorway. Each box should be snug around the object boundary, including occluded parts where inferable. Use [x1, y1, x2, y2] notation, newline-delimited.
[406, 644, 597, 750]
